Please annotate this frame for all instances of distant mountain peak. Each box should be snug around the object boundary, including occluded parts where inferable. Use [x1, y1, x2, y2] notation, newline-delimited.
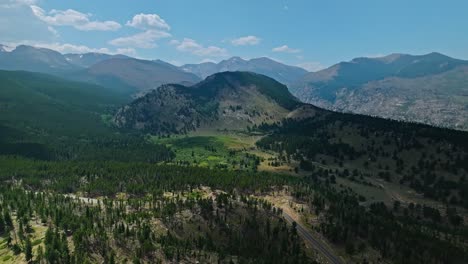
[84, 57, 201, 95]
[421, 51, 455, 61]
[426, 51, 448, 57]
[14, 45, 57, 54]
[0, 44, 79, 73]
[181, 56, 308, 85]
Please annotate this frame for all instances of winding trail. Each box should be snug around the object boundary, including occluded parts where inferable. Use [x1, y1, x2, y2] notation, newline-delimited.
[283, 213, 345, 264]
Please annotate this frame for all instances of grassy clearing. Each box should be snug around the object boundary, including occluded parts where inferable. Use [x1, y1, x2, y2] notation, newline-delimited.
[151, 133, 261, 170]
[0, 214, 48, 264]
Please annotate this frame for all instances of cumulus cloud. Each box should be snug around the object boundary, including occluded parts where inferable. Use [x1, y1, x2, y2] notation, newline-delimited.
[364, 53, 386, 58]
[296, 62, 325, 72]
[109, 13, 172, 49]
[28, 42, 111, 54]
[0, 3, 56, 42]
[4, 41, 137, 57]
[115, 48, 137, 56]
[30, 5, 121, 31]
[200, 58, 217, 63]
[109, 30, 171, 48]
[168, 39, 180, 45]
[126, 13, 170, 30]
[47, 26, 59, 37]
[231, 35, 260, 46]
[175, 38, 228, 57]
[272, 45, 301, 53]
[0, 0, 37, 8]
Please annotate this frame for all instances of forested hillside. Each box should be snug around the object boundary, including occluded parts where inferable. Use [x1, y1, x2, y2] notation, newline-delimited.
[0, 69, 467, 264]
[256, 112, 468, 207]
[0, 70, 173, 162]
[0, 157, 466, 263]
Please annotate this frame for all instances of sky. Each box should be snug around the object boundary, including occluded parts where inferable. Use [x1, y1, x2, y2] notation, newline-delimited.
[1, 0, 468, 71]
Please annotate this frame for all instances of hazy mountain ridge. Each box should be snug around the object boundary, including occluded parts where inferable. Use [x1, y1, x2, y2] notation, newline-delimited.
[292, 52, 468, 130]
[0, 44, 201, 96]
[76, 58, 201, 96]
[2, 44, 467, 130]
[181, 56, 309, 85]
[0, 45, 80, 73]
[64, 53, 130, 67]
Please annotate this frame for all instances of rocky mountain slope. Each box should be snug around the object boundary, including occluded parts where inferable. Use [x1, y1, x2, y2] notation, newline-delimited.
[113, 71, 302, 134]
[181, 57, 308, 85]
[291, 52, 468, 130]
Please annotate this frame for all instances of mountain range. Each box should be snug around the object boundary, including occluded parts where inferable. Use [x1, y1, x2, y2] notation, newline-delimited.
[63, 52, 130, 68]
[70, 58, 201, 96]
[291, 52, 468, 130]
[1, 52, 467, 264]
[180, 56, 309, 85]
[1, 44, 467, 130]
[0, 45, 80, 73]
[0, 45, 202, 96]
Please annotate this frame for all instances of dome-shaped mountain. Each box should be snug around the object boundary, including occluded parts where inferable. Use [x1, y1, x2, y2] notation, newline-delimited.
[113, 71, 302, 135]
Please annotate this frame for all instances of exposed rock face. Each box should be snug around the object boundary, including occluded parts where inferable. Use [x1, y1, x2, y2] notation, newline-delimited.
[292, 53, 468, 130]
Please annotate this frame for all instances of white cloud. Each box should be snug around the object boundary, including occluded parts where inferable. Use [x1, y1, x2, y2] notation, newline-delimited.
[176, 38, 228, 57]
[0, 3, 56, 42]
[109, 30, 171, 48]
[365, 53, 385, 58]
[30, 5, 121, 31]
[0, 44, 14, 52]
[1, 0, 37, 8]
[296, 62, 325, 72]
[167, 60, 182, 66]
[231, 35, 261, 46]
[116, 48, 137, 57]
[4, 41, 138, 57]
[272, 45, 301, 53]
[16, 0, 36, 4]
[126, 13, 170, 30]
[168, 39, 180, 46]
[200, 58, 216, 63]
[31, 42, 111, 54]
[47, 26, 59, 37]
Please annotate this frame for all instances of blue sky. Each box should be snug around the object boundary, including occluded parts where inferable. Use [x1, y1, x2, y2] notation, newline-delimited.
[1, 0, 467, 71]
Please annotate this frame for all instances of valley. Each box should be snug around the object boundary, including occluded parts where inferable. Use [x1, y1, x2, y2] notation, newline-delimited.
[2, 2, 468, 263]
[0, 49, 467, 264]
